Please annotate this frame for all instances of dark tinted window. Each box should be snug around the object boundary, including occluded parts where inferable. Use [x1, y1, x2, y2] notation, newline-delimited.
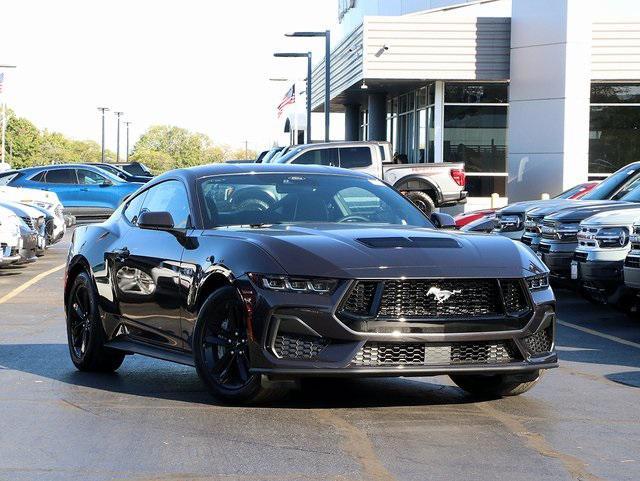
[445, 83, 508, 103]
[339, 147, 372, 168]
[29, 172, 45, 183]
[45, 169, 77, 184]
[77, 169, 108, 185]
[591, 83, 640, 103]
[123, 192, 148, 224]
[589, 106, 640, 174]
[292, 148, 338, 166]
[141, 180, 191, 229]
[0, 172, 22, 185]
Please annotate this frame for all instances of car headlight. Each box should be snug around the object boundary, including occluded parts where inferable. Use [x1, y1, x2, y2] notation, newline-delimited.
[595, 226, 628, 248]
[249, 273, 339, 294]
[526, 274, 549, 290]
[35, 216, 45, 228]
[498, 214, 523, 232]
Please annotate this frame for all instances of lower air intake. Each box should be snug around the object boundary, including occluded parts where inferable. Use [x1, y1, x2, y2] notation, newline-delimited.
[522, 326, 553, 355]
[352, 341, 518, 367]
[273, 335, 329, 360]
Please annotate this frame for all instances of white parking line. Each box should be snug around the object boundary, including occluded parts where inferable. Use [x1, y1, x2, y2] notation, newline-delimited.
[558, 320, 640, 350]
[0, 263, 66, 305]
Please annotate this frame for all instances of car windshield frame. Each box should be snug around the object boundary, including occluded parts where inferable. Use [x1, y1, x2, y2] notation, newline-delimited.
[196, 172, 434, 230]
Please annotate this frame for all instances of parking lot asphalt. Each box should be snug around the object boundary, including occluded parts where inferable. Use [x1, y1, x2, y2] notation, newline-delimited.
[0, 230, 639, 481]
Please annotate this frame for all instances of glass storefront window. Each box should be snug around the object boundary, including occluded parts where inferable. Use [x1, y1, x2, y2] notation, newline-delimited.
[445, 83, 508, 104]
[417, 87, 427, 109]
[589, 105, 640, 174]
[466, 176, 506, 196]
[443, 105, 508, 173]
[591, 83, 640, 104]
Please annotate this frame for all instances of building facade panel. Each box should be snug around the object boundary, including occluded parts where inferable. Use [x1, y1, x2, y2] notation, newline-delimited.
[592, 20, 640, 79]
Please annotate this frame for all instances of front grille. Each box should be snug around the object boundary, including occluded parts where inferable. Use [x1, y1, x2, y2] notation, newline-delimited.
[273, 334, 329, 360]
[352, 341, 519, 367]
[625, 256, 640, 268]
[21, 216, 33, 229]
[341, 279, 530, 320]
[574, 251, 588, 262]
[341, 281, 377, 315]
[538, 243, 551, 254]
[54, 205, 63, 217]
[522, 326, 553, 355]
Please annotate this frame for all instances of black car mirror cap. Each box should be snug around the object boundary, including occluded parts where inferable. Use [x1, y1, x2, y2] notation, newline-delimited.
[138, 211, 175, 231]
[100, 180, 114, 187]
[430, 212, 457, 229]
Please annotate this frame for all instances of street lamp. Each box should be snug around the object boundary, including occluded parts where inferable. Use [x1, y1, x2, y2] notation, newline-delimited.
[114, 111, 124, 162]
[0, 65, 17, 165]
[274, 52, 312, 144]
[97, 107, 110, 162]
[285, 31, 331, 142]
[124, 121, 132, 162]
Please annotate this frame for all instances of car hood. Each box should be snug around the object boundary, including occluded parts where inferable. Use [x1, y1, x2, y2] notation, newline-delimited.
[546, 202, 637, 223]
[499, 199, 612, 216]
[579, 207, 640, 227]
[0, 200, 44, 219]
[204, 224, 545, 279]
[0, 186, 61, 205]
[526, 200, 624, 218]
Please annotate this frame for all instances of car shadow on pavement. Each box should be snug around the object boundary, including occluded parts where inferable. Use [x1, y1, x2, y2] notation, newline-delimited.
[0, 343, 494, 408]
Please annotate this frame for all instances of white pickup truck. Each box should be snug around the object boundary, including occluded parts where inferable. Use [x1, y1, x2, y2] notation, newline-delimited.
[273, 141, 467, 214]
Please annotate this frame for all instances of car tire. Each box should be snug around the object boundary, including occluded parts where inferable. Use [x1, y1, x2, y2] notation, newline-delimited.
[405, 191, 436, 216]
[193, 286, 281, 405]
[450, 370, 542, 398]
[66, 271, 125, 372]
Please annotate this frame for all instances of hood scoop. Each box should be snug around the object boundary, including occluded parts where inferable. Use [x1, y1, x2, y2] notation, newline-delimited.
[357, 236, 460, 249]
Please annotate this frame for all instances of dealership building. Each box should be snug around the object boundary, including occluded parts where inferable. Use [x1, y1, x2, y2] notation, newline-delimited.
[283, 0, 640, 209]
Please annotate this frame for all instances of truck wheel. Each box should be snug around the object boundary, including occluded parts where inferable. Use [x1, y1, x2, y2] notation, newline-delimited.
[405, 191, 435, 215]
[450, 371, 542, 398]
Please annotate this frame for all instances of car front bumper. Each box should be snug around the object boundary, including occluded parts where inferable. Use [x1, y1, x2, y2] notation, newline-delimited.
[577, 260, 624, 284]
[539, 241, 578, 278]
[243, 279, 558, 379]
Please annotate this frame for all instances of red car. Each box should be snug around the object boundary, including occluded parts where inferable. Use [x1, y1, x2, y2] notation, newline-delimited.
[454, 181, 599, 228]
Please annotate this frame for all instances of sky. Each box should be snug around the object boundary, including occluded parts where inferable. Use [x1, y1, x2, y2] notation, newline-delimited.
[1, 0, 337, 153]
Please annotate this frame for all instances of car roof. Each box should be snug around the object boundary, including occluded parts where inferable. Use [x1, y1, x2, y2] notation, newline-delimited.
[151, 163, 374, 184]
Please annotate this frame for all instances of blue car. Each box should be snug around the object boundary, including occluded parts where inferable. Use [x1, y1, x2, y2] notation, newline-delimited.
[7, 164, 143, 219]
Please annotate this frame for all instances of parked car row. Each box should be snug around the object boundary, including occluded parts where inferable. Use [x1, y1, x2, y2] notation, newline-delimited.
[490, 161, 640, 306]
[0, 162, 152, 222]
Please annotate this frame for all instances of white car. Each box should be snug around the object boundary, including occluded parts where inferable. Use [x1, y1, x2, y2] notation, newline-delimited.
[0, 185, 66, 244]
[0, 205, 23, 267]
[0, 201, 47, 257]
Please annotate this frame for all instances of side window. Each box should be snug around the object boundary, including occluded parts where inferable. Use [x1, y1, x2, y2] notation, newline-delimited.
[123, 192, 148, 225]
[339, 147, 373, 168]
[77, 169, 108, 185]
[292, 148, 338, 166]
[29, 172, 45, 183]
[140, 180, 191, 229]
[44, 169, 77, 184]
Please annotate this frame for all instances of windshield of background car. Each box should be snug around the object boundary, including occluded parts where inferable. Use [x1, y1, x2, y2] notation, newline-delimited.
[582, 166, 640, 200]
[198, 173, 434, 229]
[273, 147, 305, 164]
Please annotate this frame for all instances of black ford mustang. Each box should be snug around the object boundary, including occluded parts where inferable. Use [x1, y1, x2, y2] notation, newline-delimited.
[65, 164, 557, 403]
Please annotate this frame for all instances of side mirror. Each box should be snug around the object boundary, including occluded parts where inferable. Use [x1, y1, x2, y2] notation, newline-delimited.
[138, 211, 175, 231]
[430, 212, 457, 230]
[100, 180, 113, 187]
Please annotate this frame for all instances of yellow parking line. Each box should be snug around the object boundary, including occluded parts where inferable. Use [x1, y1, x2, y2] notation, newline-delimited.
[558, 320, 640, 350]
[0, 263, 66, 305]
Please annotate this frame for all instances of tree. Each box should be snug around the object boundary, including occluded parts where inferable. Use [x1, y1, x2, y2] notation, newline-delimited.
[4, 111, 42, 168]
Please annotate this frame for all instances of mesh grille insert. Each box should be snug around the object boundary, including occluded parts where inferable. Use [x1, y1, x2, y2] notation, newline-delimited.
[342, 281, 377, 316]
[352, 341, 519, 367]
[522, 326, 553, 355]
[273, 335, 329, 360]
[501, 280, 529, 313]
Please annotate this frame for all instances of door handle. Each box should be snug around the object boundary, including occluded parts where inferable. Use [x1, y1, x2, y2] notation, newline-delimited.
[113, 247, 130, 261]
[80, 188, 89, 192]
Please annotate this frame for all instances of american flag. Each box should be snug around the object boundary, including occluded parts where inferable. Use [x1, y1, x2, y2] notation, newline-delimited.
[0, 73, 4, 94]
[277, 84, 295, 118]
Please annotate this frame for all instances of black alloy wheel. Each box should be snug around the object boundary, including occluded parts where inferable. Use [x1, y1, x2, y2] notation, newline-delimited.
[66, 271, 125, 372]
[194, 286, 277, 404]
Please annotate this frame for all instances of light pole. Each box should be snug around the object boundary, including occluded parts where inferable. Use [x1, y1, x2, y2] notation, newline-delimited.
[97, 107, 109, 162]
[124, 121, 131, 162]
[285, 31, 331, 142]
[114, 111, 124, 162]
[274, 52, 312, 143]
[0, 65, 17, 165]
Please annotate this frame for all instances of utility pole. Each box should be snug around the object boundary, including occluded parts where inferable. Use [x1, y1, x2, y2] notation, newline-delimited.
[124, 121, 131, 162]
[97, 107, 110, 162]
[114, 111, 124, 162]
[244, 140, 248, 160]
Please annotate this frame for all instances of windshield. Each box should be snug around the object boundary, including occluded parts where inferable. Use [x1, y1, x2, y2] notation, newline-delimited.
[261, 148, 282, 164]
[582, 166, 640, 200]
[98, 164, 128, 177]
[273, 147, 304, 164]
[198, 173, 433, 229]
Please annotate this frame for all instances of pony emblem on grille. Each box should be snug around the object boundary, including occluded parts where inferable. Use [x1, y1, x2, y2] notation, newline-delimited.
[426, 287, 462, 303]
